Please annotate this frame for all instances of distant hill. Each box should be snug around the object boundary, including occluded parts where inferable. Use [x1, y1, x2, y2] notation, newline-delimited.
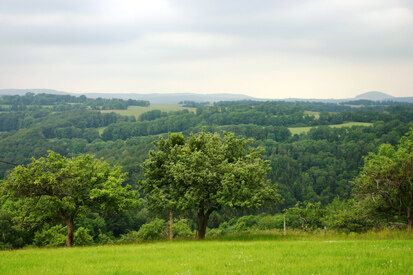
[0, 89, 258, 104]
[355, 91, 394, 101]
[0, 89, 412, 104]
[0, 89, 68, 96]
[81, 92, 258, 104]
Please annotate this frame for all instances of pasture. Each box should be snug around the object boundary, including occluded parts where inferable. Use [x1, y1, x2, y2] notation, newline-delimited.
[289, 122, 373, 135]
[100, 104, 196, 119]
[1, 233, 412, 274]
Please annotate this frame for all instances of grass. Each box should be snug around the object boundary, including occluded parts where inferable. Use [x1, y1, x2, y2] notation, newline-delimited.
[289, 122, 373, 135]
[100, 104, 196, 119]
[303, 111, 320, 119]
[1, 231, 412, 274]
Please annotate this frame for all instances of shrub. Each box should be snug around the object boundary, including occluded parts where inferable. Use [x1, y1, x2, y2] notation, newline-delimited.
[118, 230, 140, 243]
[256, 215, 284, 230]
[33, 224, 66, 247]
[96, 231, 115, 244]
[137, 219, 167, 241]
[74, 227, 94, 246]
[172, 219, 193, 238]
[323, 198, 374, 233]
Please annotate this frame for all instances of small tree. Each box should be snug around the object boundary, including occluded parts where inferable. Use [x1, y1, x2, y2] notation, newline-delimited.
[142, 131, 279, 239]
[354, 126, 413, 229]
[1, 151, 137, 246]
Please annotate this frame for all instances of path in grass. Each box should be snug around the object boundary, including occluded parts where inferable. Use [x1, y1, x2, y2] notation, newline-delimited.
[1, 239, 412, 274]
[289, 122, 373, 135]
[101, 104, 196, 119]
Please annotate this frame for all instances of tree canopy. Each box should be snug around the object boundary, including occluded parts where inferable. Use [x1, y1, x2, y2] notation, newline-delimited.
[354, 126, 413, 229]
[142, 131, 279, 239]
[1, 151, 137, 246]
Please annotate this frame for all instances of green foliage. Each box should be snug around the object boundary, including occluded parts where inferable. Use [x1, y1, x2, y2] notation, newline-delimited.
[354, 126, 413, 228]
[119, 218, 167, 243]
[136, 218, 167, 241]
[172, 219, 193, 238]
[0, 210, 24, 249]
[256, 214, 285, 230]
[322, 198, 373, 233]
[285, 202, 325, 231]
[142, 130, 279, 238]
[74, 227, 94, 246]
[33, 224, 67, 247]
[1, 151, 137, 246]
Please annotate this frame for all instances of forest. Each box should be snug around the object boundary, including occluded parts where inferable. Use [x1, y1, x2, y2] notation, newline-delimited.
[0, 93, 412, 248]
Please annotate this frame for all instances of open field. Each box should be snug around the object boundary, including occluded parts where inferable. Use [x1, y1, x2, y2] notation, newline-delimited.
[1, 233, 412, 274]
[303, 111, 320, 119]
[101, 104, 196, 119]
[289, 122, 373, 135]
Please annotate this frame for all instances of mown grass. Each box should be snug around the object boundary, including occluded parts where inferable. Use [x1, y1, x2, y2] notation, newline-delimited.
[289, 122, 373, 135]
[100, 104, 196, 119]
[1, 230, 412, 274]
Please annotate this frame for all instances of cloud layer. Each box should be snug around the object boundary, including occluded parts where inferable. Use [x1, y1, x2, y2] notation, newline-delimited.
[1, 0, 412, 98]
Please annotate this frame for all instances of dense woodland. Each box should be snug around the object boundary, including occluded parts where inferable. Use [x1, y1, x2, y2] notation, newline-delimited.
[0, 93, 412, 248]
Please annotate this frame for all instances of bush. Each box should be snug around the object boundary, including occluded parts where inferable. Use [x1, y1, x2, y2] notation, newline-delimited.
[231, 215, 260, 232]
[172, 219, 193, 238]
[119, 218, 167, 243]
[256, 215, 284, 230]
[323, 198, 374, 233]
[33, 224, 66, 247]
[0, 210, 24, 249]
[137, 219, 167, 241]
[118, 230, 140, 243]
[96, 231, 115, 244]
[74, 227, 94, 246]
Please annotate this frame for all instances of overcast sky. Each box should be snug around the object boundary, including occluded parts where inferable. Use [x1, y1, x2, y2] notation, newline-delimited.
[0, 0, 412, 99]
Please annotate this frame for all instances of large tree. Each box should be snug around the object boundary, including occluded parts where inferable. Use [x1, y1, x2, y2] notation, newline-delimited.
[142, 131, 279, 239]
[1, 151, 136, 246]
[354, 126, 413, 229]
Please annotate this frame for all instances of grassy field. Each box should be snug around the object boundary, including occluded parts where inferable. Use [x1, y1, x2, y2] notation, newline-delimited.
[101, 104, 196, 119]
[289, 122, 373, 135]
[303, 111, 320, 119]
[1, 234, 412, 274]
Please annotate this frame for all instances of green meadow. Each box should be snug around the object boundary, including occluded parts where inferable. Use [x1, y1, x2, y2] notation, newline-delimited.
[101, 104, 196, 119]
[289, 122, 373, 135]
[1, 233, 412, 274]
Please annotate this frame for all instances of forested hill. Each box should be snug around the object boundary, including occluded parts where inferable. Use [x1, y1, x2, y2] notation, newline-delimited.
[1, 93, 413, 209]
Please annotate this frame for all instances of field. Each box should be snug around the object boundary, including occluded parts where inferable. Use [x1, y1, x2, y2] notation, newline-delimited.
[289, 122, 373, 135]
[101, 104, 196, 119]
[1, 233, 412, 274]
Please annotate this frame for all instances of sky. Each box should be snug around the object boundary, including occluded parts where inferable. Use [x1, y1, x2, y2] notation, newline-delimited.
[0, 0, 412, 99]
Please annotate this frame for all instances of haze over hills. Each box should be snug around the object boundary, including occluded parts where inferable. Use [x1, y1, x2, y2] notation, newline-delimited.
[0, 89, 412, 104]
[355, 91, 394, 101]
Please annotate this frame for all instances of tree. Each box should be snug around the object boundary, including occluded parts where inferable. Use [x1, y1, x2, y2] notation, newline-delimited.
[141, 133, 186, 240]
[354, 126, 413, 229]
[142, 131, 279, 239]
[1, 151, 137, 246]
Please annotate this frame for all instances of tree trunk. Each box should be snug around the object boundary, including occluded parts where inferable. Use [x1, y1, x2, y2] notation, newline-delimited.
[65, 218, 74, 247]
[169, 210, 173, 241]
[197, 209, 213, 240]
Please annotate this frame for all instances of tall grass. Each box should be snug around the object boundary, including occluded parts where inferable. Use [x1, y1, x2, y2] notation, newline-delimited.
[0, 230, 412, 274]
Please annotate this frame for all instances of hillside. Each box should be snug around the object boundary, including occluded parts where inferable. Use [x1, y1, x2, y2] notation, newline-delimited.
[355, 91, 394, 100]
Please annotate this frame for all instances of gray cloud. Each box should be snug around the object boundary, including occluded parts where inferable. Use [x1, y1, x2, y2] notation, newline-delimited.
[0, 0, 412, 97]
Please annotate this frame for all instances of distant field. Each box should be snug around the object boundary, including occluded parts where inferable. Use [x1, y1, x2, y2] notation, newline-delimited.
[0, 237, 411, 274]
[303, 111, 320, 119]
[289, 122, 373, 135]
[101, 104, 196, 119]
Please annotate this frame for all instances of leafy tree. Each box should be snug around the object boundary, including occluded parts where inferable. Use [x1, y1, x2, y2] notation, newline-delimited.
[1, 151, 137, 246]
[354, 126, 413, 229]
[142, 131, 279, 239]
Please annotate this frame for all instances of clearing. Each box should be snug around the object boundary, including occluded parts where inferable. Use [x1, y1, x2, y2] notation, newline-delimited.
[289, 122, 373, 135]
